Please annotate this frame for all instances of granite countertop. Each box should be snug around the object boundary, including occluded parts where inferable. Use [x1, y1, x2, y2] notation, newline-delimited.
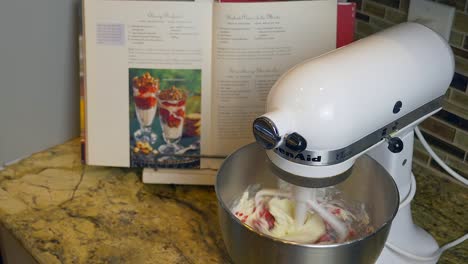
[0, 139, 466, 263]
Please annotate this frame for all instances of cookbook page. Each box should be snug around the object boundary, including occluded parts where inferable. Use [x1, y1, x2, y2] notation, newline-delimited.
[84, 0, 213, 168]
[211, 1, 337, 155]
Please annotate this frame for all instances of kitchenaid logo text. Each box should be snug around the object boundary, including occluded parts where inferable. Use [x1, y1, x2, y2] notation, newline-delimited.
[275, 147, 321, 162]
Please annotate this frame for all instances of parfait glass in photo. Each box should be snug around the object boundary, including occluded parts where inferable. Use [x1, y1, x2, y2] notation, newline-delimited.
[133, 72, 159, 145]
[158, 86, 187, 154]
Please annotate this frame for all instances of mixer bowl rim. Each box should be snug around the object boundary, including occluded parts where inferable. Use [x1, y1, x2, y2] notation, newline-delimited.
[215, 143, 400, 249]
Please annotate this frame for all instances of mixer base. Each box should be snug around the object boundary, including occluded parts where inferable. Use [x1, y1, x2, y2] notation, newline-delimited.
[378, 230, 439, 264]
[376, 174, 440, 264]
[378, 232, 439, 264]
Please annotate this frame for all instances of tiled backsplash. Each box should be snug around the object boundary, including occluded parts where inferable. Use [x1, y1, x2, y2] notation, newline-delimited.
[351, 0, 468, 180]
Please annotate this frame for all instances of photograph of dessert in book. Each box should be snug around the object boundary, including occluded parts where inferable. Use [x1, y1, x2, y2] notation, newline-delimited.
[132, 72, 159, 145]
[129, 68, 201, 169]
[158, 86, 187, 154]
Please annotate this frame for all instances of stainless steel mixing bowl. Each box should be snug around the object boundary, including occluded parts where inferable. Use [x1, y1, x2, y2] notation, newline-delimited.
[216, 143, 399, 264]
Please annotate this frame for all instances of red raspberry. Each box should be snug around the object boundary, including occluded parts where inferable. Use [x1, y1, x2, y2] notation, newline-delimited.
[259, 209, 275, 230]
[318, 234, 332, 243]
[159, 108, 170, 122]
[175, 109, 185, 118]
[147, 97, 156, 107]
[135, 97, 156, 109]
[331, 208, 341, 215]
[147, 86, 157, 94]
[167, 115, 181, 127]
[138, 84, 157, 95]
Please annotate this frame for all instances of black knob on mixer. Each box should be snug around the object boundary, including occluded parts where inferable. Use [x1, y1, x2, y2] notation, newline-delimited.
[253, 117, 281, 149]
[285, 132, 307, 152]
[387, 137, 404, 153]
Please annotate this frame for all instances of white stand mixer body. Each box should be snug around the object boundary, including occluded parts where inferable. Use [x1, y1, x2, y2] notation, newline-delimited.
[253, 22, 456, 263]
[369, 129, 440, 264]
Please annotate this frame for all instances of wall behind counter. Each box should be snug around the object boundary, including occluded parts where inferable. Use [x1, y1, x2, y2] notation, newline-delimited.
[0, 0, 80, 166]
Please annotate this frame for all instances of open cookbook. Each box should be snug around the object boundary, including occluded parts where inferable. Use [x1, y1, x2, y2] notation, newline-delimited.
[81, 0, 337, 181]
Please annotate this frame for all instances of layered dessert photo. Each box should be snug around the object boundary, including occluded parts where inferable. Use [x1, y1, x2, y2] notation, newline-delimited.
[132, 72, 159, 144]
[129, 68, 202, 168]
[158, 85, 187, 154]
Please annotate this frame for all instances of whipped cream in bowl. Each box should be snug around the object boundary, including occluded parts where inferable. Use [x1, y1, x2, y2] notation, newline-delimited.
[216, 143, 399, 264]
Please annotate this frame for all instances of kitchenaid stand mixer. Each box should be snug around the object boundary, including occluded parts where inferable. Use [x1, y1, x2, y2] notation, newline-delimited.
[250, 22, 455, 263]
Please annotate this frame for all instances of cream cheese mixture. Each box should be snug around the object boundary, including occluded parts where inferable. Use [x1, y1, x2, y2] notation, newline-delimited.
[231, 186, 374, 244]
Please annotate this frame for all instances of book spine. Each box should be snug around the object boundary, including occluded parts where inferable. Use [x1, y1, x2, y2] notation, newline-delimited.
[337, 2, 356, 48]
[79, 2, 87, 164]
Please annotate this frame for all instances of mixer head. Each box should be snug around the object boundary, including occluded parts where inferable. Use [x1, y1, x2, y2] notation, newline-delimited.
[252, 23, 454, 188]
